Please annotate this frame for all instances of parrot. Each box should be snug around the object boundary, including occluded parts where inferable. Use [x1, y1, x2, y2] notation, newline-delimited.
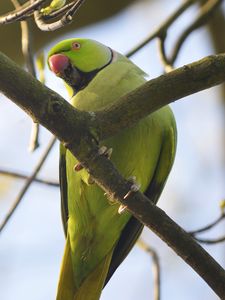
[47, 38, 177, 300]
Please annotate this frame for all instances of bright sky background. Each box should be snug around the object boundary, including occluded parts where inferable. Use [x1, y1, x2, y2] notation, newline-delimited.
[0, 0, 224, 299]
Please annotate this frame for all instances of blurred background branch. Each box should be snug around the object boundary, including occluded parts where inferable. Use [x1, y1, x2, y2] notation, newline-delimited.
[0, 137, 56, 233]
[11, 0, 40, 151]
[0, 0, 137, 62]
[137, 239, 161, 300]
[0, 168, 59, 186]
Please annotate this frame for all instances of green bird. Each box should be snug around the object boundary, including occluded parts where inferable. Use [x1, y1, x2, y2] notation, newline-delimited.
[48, 38, 177, 300]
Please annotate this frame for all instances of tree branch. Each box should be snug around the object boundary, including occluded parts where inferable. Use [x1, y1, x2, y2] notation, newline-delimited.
[126, 0, 197, 58]
[11, 0, 40, 151]
[0, 169, 59, 187]
[0, 137, 56, 232]
[94, 54, 225, 139]
[33, 0, 86, 31]
[0, 51, 225, 297]
[189, 213, 225, 235]
[0, 0, 47, 24]
[137, 239, 161, 300]
[170, 0, 223, 64]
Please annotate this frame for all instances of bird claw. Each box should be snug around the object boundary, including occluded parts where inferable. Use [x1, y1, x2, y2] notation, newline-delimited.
[104, 192, 117, 205]
[87, 175, 95, 185]
[98, 146, 113, 159]
[118, 205, 127, 214]
[124, 177, 140, 199]
[73, 163, 83, 172]
[118, 177, 140, 214]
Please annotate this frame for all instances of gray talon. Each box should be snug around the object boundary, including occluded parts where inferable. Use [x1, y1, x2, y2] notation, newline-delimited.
[124, 182, 140, 199]
[105, 148, 113, 158]
[128, 176, 136, 182]
[98, 146, 108, 155]
[98, 146, 113, 159]
[118, 205, 127, 214]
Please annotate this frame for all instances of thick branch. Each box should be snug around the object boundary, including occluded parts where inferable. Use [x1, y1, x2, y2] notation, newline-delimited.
[94, 54, 225, 139]
[0, 51, 225, 297]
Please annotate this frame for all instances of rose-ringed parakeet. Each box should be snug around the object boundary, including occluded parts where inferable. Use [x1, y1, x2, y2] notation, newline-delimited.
[48, 38, 177, 300]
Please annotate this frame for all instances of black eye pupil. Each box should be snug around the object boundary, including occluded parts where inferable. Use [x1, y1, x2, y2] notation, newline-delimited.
[73, 43, 80, 49]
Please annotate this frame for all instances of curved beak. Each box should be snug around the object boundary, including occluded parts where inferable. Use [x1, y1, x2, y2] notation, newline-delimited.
[48, 54, 82, 89]
[48, 54, 70, 75]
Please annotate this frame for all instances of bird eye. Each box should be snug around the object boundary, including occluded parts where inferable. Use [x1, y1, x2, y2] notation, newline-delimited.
[72, 42, 81, 50]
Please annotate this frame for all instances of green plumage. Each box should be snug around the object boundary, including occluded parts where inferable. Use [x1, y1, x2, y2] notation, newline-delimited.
[48, 38, 177, 300]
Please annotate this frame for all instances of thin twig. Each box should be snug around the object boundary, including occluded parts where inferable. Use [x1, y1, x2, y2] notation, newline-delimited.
[189, 213, 225, 244]
[28, 122, 40, 151]
[157, 35, 174, 72]
[34, 0, 86, 31]
[189, 213, 225, 235]
[126, 0, 197, 58]
[0, 169, 59, 187]
[0, 137, 56, 233]
[126, 0, 223, 71]
[20, 17, 40, 152]
[205, 0, 225, 165]
[20, 18, 40, 151]
[194, 236, 225, 244]
[137, 239, 160, 300]
[0, 0, 47, 24]
[11, 0, 40, 151]
[170, 0, 224, 64]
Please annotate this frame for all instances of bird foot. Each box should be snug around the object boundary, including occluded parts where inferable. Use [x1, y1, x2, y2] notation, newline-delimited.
[124, 177, 140, 199]
[118, 205, 127, 214]
[73, 162, 84, 172]
[118, 177, 140, 214]
[98, 146, 113, 159]
[87, 175, 95, 185]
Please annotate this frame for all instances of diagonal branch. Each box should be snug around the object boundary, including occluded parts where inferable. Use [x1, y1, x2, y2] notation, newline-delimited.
[94, 54, 225, 139]
[194, 235, 225, 244]
[126, 0, 197, 58]
[0, 169, 59, 187]
[189, 213, 225, 235]
[0, 137, 56, 233]
[33, 0, 86, 31]
[170, 0, 224, 64]
[11, 0, 40, 151]
[0, 51, 225, 297]
[0, 0, 47, 24]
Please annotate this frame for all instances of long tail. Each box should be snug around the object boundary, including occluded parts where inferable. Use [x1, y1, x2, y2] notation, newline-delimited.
[56, 236, 113, 300]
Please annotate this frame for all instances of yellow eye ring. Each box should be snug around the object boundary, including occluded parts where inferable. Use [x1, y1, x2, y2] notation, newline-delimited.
[72, 42, 81, 50]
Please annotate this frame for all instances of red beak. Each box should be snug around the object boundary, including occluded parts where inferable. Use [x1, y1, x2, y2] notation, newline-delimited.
[48, 54, 70, 74]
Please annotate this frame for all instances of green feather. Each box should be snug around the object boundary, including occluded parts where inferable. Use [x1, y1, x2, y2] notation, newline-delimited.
[48, 38, 177, 300]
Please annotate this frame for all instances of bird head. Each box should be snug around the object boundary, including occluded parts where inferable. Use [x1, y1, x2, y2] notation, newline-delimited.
[48, 38, 113, 91]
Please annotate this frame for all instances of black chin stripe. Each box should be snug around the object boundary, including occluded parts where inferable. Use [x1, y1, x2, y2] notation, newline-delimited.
[72, 47, 114, 94]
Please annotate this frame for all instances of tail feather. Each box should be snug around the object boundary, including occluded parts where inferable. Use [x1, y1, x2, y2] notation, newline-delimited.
[57, 236, 76, 300]
[56, 236, 113, 300]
